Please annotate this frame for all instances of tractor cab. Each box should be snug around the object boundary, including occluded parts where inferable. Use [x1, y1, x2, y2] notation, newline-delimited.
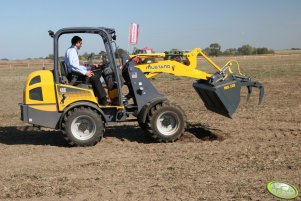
[49, 27, 122, 106]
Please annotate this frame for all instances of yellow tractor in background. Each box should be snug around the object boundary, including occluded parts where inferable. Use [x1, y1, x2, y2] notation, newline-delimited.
[20, 27, 264, 146]
[131, 47, 155, 64]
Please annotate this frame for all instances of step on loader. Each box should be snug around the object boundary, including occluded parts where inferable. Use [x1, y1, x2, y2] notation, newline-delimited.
[20, 27, 264, 146]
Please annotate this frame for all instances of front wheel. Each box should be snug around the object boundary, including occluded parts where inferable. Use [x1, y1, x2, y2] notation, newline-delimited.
[62, 107, 104, 146]
[145, 102, 186, 142]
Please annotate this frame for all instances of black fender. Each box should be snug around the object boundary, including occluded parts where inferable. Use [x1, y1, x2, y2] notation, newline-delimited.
[137, 97, 168, 124]
[58, 101, 107, 129]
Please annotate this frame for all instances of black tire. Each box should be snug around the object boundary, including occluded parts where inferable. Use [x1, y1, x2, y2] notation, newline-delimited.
[144, 102, 186, 142]
[62, 107, 104, 147]
[138, 116, 150, 133]
[138, 121, 146, 130]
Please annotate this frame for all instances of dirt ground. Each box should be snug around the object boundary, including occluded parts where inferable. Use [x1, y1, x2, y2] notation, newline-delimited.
[0, 54, 300, 200]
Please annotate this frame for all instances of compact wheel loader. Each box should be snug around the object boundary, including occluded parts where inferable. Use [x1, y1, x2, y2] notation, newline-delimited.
[20, 27, 264, 146]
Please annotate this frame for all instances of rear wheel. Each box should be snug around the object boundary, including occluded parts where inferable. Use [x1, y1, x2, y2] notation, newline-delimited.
[62, 107, 104, 146]
[144, 102, 186, 142]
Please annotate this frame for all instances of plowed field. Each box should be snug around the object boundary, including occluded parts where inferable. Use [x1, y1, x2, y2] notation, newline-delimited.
[0, 54, 300, 200]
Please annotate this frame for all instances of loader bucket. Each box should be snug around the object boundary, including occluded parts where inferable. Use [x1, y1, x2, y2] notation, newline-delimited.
[193, 80, 241, 118]
[193, 76, 264, 118]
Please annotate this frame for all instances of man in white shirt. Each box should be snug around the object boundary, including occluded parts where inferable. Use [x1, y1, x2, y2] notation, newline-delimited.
[64, 36, 108, 105]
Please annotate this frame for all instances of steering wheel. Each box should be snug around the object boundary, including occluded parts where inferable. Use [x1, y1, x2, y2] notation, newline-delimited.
[92, 60, 111, 73]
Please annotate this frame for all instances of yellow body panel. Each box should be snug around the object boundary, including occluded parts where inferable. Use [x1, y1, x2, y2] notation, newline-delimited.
[129, 53, 165, 58]
[24, 70, 99, 112]
[136, 60, 212, 80]
[23, 69, 124, 113]
[24, 70, 57, 105]
[55, 84, 98, 111]
[132, 48, 223, 80]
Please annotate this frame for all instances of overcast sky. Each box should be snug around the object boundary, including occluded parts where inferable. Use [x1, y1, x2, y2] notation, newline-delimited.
[0, 0, 300, 59]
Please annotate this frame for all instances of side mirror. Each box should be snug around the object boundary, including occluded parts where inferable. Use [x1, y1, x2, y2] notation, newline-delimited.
[48, 30, 54, 38]
[112, 33, 116, 40]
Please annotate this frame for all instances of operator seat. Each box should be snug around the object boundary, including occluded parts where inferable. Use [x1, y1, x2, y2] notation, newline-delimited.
[60, 61, 82, 85]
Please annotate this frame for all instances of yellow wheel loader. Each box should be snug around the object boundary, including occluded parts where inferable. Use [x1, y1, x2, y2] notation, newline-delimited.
[20, 27, 264, 146]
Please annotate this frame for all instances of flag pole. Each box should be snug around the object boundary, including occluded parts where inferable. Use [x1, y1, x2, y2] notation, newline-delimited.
[127, 23, 131, 54]
[128, 22, 139, 54]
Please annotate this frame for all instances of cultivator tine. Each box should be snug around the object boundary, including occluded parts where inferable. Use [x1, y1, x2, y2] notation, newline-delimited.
[258, 85, 264, 104]
[241, 81, 264, 105]
[246, 86, 252, 102]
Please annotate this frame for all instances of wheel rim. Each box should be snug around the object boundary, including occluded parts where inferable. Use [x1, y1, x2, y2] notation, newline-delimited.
[156, 111, 179, 136]
[71, 115, 96, 140]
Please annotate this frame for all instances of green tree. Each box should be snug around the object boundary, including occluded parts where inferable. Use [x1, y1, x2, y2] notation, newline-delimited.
[208, 43, 222, 56]
[255, 47, 274, 54]
[79, 52, 89, 60]
[115, 48, 128, 58]
[238, 44, 255, 55]
[223, 48, 238, 56]
[202, 47, 210, 55]
[45, 54, 54, 59]
[256, 47, 268, 54]
[170, 48, 179, 52]
[99, 50, 107, 57]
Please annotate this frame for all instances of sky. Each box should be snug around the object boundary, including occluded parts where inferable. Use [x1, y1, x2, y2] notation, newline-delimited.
[0, 0, 300, 59]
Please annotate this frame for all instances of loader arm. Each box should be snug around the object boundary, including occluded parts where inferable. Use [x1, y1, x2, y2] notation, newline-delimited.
[130, 48, 264, 118]
[131, 48, 222, 80]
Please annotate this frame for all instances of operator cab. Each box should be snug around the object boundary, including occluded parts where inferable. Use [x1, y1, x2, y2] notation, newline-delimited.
[49, 27, 121, 106]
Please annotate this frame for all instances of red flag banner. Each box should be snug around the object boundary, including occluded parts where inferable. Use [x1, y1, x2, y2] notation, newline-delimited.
[129, 23, 139, 45]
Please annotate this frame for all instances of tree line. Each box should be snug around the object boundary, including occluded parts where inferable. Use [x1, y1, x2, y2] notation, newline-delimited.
[5, 45, 301, 61]
[202, 43, 274, 57]
[44, 48, 129, 60]
[43, 43, 275, 60]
